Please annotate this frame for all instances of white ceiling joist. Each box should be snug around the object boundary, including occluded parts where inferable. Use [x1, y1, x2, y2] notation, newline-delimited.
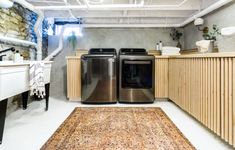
[25, 0, 233, 28]
[44, 10, 193, 18]
[35, 5, 199, 11]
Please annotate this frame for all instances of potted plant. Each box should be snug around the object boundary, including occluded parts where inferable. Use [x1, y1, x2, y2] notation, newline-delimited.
[170, 28, 183, 49]
[201, 25, 221, 52]
[67, 31, 78, 51]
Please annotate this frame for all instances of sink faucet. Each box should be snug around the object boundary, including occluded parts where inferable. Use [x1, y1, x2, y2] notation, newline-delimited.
[0, 47, 15, 61]
[0, 47, 15, 54]
[0, 54, 6, 61]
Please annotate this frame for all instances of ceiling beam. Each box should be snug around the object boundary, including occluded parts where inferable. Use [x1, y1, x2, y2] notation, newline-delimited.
[35, 5, 199, 11]
[80, 23, 181, 28]
[26, 0, 65, 4]
[44, 10, 193, 18]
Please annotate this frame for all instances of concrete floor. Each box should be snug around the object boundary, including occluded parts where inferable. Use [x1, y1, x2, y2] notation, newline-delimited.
[0, 97, 233, 150]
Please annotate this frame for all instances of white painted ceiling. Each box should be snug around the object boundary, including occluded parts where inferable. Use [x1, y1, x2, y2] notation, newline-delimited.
[25, 0, 222, 27]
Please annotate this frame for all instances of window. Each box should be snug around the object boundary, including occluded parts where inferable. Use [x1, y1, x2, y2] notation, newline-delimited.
[55, 25, 83, 37]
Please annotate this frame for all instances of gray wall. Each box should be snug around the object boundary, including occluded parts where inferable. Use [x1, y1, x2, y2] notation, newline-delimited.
[50, 28, 183, 98]
[74, 28, 183, 50]
[184, 1, 235, 51]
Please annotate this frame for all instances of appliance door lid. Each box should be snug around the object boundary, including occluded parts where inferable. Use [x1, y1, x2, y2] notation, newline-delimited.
[81, 54, 115, 59]
[124, 60, 151, 64]
[81, 56, 117, 103]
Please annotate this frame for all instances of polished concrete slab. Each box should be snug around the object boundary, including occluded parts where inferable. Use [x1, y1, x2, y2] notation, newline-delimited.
[0, 98, 233, 150]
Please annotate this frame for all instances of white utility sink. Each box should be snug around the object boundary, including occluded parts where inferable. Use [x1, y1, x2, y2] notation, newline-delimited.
[0, 61, 52, 100]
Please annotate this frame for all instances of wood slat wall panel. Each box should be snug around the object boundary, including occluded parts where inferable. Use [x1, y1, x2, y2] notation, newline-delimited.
[67, 58, 81, 101]
[168, 57, 234, 148]
[155, 58, 169, 98]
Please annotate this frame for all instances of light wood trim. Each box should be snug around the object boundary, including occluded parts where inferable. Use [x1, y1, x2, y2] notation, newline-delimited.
[229, 58, 233, 144]
[152, 52, 235, 59]
[216, 58, 221, 135]
[67, 57, 81, 101]
[225, 58, 229, 142]
[233, 58, 235, 146]
[180, 48, 199, 55]
[221, 58, 225, 139]
[75, 50, 88, 58]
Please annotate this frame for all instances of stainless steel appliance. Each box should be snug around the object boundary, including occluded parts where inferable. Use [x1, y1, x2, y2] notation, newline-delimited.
[81, 48, 117, 104]
[119, 48, 155, 103]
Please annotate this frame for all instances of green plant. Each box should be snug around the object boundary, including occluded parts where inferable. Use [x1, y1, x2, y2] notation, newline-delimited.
[203, 24, 221, 41]
[170, 28, 183, 42]
[67, 31, 77, 51]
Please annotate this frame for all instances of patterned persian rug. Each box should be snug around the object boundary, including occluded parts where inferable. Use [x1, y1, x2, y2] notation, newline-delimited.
[41, 107, 195, 150]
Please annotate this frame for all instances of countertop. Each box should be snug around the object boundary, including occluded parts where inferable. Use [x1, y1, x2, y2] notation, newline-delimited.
[0, 61, 53, 67]
[149, 52, 235, 58]
[67, 50, 235, 59]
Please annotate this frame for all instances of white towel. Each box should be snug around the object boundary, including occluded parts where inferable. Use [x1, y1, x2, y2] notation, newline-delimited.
[162, 47, 180, 52]
[29, 62, 45, 98]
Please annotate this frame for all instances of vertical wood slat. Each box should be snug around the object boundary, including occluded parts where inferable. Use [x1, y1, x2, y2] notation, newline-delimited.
[229, 58, 233, 145]
[200, 58, 203, 122]
[205, 58, 208, 126]
[225, 58, 229, 142]
[155, 58, 169, 98]
[213, 58, 216, 133]
[231, 58, 235, 147]
[208, 58, 211, 129]
[211, 58, 214, 131]
[221, 58, 225, 139]
[216, 58, 221, 136]
[67, 58, 81, 101]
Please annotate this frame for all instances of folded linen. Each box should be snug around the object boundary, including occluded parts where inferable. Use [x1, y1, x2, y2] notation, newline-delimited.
[162, 46, 180, 52]
[29, 62, 45, 98]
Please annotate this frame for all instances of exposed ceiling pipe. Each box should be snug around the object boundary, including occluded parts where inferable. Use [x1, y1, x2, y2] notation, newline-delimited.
[180, 0, 233, 27]
[80, 24, 181, 28]
[142, 0, 189, 7]
[83, 0, 144, 8]
[32, 0, 232, 29]
[63, 0, 76, 19]
[44, 24, 79, 61]
[26, 0, 65, 4]
[76, 0, 82, 5]
[35, 5, 198, 11]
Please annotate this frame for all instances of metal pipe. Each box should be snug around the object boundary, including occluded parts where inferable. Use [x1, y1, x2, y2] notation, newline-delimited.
[180, 0, 233, 26]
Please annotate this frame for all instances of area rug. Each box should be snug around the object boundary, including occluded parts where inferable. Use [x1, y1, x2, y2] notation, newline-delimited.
[41, 107, 195, 150]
